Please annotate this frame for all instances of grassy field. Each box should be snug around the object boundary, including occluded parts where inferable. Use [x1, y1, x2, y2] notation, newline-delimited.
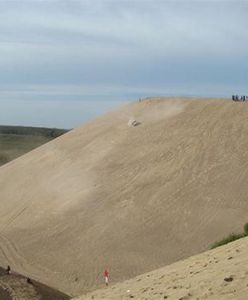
[0, 125, 68, 166]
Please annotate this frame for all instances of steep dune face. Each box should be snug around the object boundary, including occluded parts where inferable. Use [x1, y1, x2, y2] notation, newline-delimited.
[0, 98, 248, 296]
[76, 236, 248, 300]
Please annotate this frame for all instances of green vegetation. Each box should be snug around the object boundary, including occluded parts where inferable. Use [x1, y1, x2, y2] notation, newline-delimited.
[0, 125, 68, 138]
[243, 222, 248, 235]
[0, 125, 69, 167]
[0, 153, 10, 165]
[211, 233, 245, 249]
[211, 222, 248, 249]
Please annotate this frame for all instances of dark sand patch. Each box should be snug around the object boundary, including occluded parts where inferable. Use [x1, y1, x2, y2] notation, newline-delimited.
[0, 267, 70, 300]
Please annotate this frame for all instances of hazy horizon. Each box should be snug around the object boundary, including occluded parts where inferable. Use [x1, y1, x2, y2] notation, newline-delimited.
[0, 96, 236, 129]
[0, 0, 247, 128]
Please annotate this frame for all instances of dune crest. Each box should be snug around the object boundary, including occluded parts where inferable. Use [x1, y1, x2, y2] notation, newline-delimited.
[76, 237, 248, 300]
[0, 97, 248, 296]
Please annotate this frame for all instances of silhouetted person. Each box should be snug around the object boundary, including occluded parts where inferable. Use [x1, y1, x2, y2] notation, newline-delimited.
[6, 265, 11, 275]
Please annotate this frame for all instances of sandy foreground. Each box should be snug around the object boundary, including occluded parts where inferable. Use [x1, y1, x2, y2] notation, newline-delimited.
[75, 237, 248, 300]
[0, 98, 248, 296]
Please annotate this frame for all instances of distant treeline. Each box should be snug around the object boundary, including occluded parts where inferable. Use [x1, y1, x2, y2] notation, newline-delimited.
[0, 125, 69, 138]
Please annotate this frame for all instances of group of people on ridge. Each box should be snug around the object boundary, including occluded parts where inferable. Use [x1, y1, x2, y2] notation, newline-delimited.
[232, 95, 247, 101]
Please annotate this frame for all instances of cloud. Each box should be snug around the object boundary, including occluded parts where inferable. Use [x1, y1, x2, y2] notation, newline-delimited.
[1, 0, 247, 55]
[0, 0, 247, 127]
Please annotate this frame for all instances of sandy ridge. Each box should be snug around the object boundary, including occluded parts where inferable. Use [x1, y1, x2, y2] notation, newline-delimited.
[0, 98, 248, 296]
[76, 237, 248, 299]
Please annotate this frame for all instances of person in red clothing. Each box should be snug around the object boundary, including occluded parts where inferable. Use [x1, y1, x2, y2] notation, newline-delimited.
[104, 269, 109, 286]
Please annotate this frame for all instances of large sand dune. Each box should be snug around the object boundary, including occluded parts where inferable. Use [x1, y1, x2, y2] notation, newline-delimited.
[0, 97, 248, 296]
[76, 236, 248, 299]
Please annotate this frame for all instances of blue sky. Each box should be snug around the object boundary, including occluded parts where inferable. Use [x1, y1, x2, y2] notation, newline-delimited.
[0, 0, 247, 128]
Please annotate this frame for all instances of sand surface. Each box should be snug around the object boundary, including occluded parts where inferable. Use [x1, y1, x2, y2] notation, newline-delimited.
[0, 97, 248, 296]
[0, 267, 70, 300]
[76, 237, 248, 300]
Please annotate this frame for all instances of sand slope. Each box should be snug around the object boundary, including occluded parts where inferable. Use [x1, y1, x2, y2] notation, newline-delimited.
[0, 267, 70, 300]
[0, 98, 248, 296]
[76, 237, 248, 300]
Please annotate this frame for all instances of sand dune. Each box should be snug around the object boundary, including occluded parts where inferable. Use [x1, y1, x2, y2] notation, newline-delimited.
[0, 267, 70, 299]
[76, 237, 248, 299]
[0, 97, 248, 296]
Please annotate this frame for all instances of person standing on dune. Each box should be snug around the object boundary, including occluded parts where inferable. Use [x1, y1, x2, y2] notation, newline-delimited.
[104, 269, 109, 286]
[6, 265, 11, 274]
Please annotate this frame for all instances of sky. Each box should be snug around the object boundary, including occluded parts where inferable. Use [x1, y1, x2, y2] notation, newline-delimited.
[0, 0, 247, 128]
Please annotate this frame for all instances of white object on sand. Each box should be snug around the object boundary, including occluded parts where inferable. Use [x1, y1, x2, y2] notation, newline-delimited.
[128, 119, 139, 127]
